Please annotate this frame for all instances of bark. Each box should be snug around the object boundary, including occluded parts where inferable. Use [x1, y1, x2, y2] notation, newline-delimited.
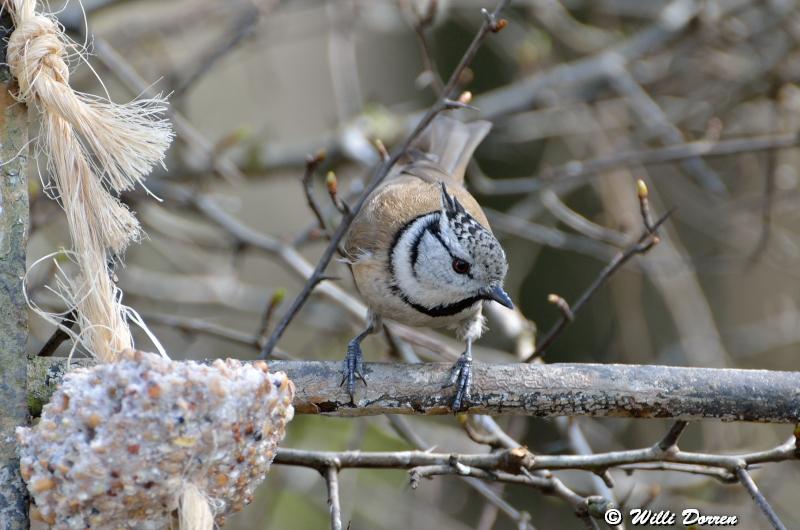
[0, 10, 30, 528]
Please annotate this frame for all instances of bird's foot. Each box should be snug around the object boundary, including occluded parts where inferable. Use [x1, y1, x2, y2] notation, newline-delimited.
[340, 339, 366, 402]
[444, 354, 472, 413]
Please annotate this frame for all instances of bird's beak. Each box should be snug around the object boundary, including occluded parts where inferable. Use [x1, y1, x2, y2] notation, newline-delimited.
[484, 286, 514, 309]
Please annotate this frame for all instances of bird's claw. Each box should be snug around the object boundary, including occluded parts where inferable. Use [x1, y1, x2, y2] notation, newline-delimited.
[340, 339, 366, 402]
[444, 354, 472, 412]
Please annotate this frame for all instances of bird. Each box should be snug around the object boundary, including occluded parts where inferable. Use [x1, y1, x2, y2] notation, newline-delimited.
[343, 114, 513, 411]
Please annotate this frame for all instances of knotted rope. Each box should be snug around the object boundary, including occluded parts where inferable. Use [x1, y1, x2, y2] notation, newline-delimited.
[4, 0, 173, 361]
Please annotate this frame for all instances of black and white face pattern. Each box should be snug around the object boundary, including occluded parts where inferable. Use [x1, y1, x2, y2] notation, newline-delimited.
[388, 185, 509, 318]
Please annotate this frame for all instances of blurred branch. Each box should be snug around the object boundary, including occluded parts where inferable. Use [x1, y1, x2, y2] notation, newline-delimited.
[485, 207, 618, 261]
[92, 37, 247, 185]
[169, 2, 266, 98]
[300, 151, 330, 237]
[411, 0, 444, 95]
[143, 311, 292, 360]
[32, 357, 800, 422]
[474, 0, 701, 119]
[474, 133, 800, 195]
[527, 183, 670, 360]
[607, 64, 727, 194]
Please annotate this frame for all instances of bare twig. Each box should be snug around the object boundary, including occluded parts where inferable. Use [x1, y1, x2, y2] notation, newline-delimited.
[36, 309, 76, 357]
[735, 467, 788, 530]
[325, 171, 350, 216]
[259, 0, 512, 358]
[540, 189, 628, 247]
[273, 437, 797, 477]
[256, 289, 286, 350]
[411, 0, 444, 95]
[301, 151, 330, 236]
[323, 466, 343, 530]
[386, 416, 536, 530]
[657, 420, 689, 451]
[527, 204, 671, 360]
[547, 294, 573, 322]
[484, 207, 618, 261]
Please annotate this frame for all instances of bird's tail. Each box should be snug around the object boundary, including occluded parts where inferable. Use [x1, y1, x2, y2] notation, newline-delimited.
[410, 115, 491, 183]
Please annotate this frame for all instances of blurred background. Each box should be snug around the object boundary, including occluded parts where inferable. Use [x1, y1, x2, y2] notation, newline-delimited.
[24, 0, 800, 528]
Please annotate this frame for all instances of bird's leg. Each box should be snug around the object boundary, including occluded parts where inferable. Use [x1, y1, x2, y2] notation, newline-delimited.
[341, 312, 380, 402]
[445, 338, 473, 413]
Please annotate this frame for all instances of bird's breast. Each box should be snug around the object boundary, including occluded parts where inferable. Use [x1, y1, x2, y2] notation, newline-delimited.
[351, 256, 481, 328]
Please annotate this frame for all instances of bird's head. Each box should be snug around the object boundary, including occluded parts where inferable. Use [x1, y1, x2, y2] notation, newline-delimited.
[389, 184, 512, 317]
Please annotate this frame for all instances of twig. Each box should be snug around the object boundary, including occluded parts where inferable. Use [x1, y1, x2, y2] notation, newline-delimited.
[411, 0, 444, 95]
[557, 418, 618, 509]
[301, 151, 329, 236]
[735, 467, 788, 530]
[618, 462, 735, 483]
[37, 309, 76, 357]
[657, 420, 689, 451]
[547, 294, 573, 322]
[323, 466, 343, 530]
[526, 200, 672, 360]
[540, 189, 629, 247]
[388, 410, 536, 530]
[256, 289, 286, 350]
[325, 171, 350, 216]
[273, 437, 797, 477]
[259, 0, 512, 358]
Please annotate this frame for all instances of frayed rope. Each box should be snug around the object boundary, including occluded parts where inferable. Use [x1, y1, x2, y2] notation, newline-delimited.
[3, 0, 174, 362]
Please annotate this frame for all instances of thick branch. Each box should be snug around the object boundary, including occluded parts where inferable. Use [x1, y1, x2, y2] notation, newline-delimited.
[30, 358, 800, 422]
[0, 10, 30, 527]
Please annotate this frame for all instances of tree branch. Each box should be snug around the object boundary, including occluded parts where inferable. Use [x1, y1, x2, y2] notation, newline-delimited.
[0, 11, 30, 527]
[735, 467, 788, 530]
[30, 357, 800, 421]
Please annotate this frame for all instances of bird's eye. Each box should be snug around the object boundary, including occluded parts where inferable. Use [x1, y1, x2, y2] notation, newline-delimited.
[451, 258, 471, 275]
